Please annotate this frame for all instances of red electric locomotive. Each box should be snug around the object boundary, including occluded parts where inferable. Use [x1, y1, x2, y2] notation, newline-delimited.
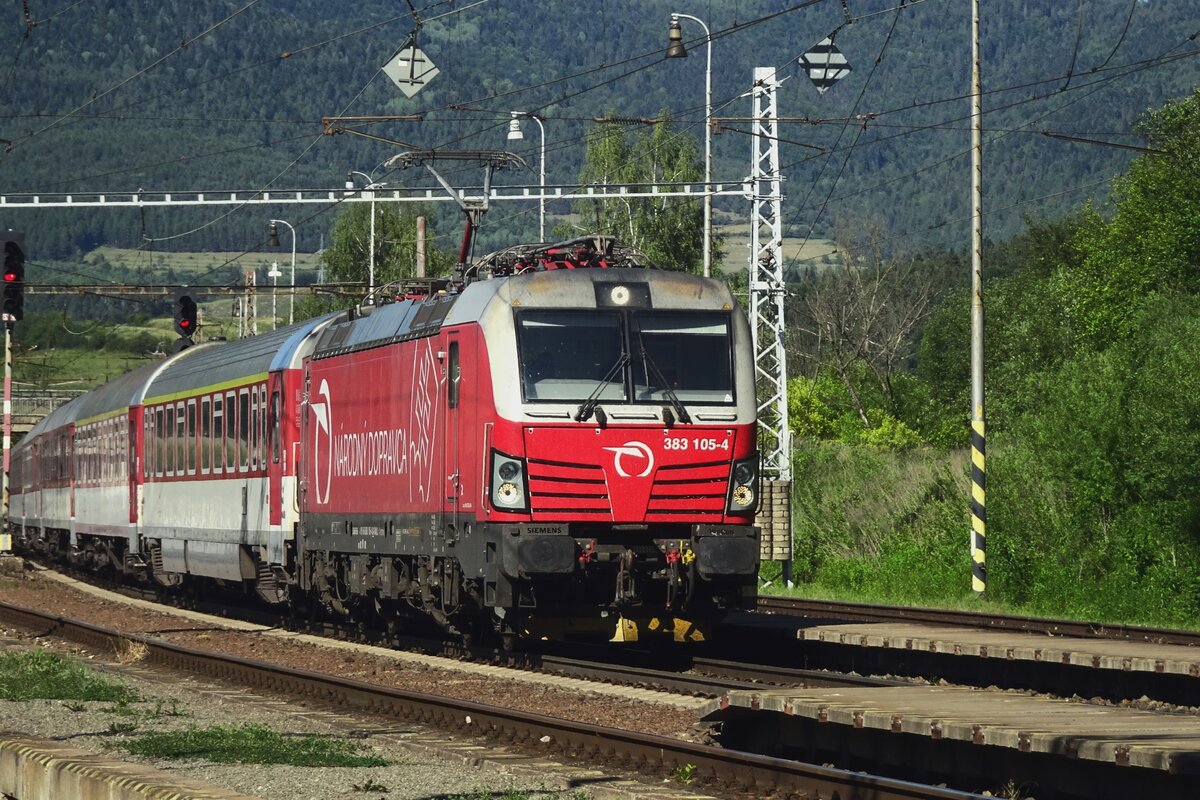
[10, 236, 760, 643]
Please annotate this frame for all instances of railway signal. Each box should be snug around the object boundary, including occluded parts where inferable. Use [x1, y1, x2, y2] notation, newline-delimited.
[2, 235, 25, 322]
[798, 37, 852, 95]
[173, 293, 198, 346]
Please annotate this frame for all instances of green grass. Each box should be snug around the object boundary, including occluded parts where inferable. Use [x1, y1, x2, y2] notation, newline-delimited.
[761, 438, 1200, 631]
[116, 724, 388, 767]
[85, 246, 323, 276]
[0, 650, 138, 702]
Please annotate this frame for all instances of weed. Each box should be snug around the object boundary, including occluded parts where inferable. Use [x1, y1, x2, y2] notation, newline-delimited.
[0, 650, 137, 703]
[101, 699, 139, 717]
[673, 762, 697, 785]
[146, 698, 187, 719]
[352, 778, 389, 793]
[116, 724, 388, 768]
[64, 701, 87, 713]
[114, 638, 148, 665]
[107, 721, 138, 735]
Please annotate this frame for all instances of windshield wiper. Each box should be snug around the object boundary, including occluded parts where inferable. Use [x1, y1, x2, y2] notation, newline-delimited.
[638, 337, 692, 424]
[574, 352, 629, 423]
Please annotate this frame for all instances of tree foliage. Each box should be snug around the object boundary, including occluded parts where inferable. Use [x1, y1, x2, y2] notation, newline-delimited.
[572, 113, 718, 272]
[295, 203, 454, 320]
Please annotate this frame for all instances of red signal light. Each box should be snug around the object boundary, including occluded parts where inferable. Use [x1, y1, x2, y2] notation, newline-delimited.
[3, 272, 15, 282]
[179, 319, 191, 329]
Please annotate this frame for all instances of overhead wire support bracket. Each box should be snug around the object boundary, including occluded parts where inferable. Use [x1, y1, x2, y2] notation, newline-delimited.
[384, 149, 529, 271]
[321, 115, 423, 150]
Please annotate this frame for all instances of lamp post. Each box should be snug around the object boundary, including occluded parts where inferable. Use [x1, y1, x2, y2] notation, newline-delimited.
[267, 261, 282, 330]
[346, 170, 387, 299]
[267, 219, 295, 325]
[667, 12, 713, 277]
[507, 112, 546, 242]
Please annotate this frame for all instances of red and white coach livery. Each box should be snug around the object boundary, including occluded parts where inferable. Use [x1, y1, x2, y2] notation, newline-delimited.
[10, 237, 760, 642]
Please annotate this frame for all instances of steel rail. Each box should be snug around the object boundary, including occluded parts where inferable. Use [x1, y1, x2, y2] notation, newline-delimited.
[0, 600, 980, 800]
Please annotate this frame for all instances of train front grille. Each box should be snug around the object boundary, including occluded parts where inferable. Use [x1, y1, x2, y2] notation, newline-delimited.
[646, 460, 728, 521]
[527, 457, 612, 518]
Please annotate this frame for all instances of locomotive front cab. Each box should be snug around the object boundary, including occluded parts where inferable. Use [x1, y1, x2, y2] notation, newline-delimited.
[483, 267, 760, 642]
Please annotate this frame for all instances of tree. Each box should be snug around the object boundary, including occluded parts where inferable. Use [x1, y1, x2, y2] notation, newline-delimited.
[320, 202, 452, 286]
[297, 203, 454, 321]
[1062, 88, 1200, 346]
[794, 223, 937, 429]
[571, 112, 720, 273]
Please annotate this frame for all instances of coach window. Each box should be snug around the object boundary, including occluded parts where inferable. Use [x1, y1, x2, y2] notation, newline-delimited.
[102, 425, 109, 483]
[270, 390, 281, 464]
[213, 395, 224, 475]
[143, 416, 151, 479]
[186, 399, 197, 475]
[239, 389, 250, 472]
[200, 397, 211, 474]
[249, 386, 260, 471]
[259, 386, 268, 470]
[175, 402, 186, 476]
[225, 391, 237, 471]
[155, 407, 165, 477]
[165, 405, 175, 476]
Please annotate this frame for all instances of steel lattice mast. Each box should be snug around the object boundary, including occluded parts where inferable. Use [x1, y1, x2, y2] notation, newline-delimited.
[748, 67, 792, 580]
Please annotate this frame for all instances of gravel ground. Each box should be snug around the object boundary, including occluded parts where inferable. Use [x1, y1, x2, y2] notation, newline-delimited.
[0, 563, 717, 799]
[0, 566, 703, 738]
[0, 637, 586, 800]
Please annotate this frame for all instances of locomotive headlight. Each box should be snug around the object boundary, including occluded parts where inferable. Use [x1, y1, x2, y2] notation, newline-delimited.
[727, 456, 759, 514]
[490, 450, 529, 512]
[610, 285, 631, 306]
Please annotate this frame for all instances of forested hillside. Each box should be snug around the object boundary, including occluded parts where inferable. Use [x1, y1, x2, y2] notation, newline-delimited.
[1, 0, 1197, 262]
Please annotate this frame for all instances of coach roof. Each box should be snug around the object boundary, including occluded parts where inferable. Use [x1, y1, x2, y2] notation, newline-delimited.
[144, 316, 328, 403]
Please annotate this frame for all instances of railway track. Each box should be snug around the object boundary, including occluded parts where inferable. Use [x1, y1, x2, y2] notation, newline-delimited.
[22, 558, 904, 699]
[0, 600, 982, 800]
[757, 595, 1200, 645]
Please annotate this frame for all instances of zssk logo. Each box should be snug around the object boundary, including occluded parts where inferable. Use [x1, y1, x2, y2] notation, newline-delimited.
[604, 441, 654, 478]
[310, 379, 333, 504]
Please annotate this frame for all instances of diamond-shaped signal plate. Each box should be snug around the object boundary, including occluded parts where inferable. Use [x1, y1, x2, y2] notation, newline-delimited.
[799, 37, 851, 95]
[383, 46, 440, 98]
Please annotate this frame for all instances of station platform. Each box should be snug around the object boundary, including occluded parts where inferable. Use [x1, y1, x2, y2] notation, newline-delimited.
[0, 733, 260, 800]
[797, 621, 1200, 677]
[701, 685, 1200, 799]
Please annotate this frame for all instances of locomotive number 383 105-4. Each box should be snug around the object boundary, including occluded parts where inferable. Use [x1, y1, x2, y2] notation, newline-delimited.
[663, 435, 731, 452]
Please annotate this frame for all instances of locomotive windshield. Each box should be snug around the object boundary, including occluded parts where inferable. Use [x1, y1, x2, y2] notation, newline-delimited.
[517, 310, 733, 404]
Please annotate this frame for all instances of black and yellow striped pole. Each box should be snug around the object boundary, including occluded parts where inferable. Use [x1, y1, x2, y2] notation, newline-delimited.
[969, 0, 986, 595]
[970, 414, 986, 593]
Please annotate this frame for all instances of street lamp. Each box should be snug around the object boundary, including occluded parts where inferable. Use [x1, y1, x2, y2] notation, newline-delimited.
[667, 12, 713, 277]
[267, 261, 282, 330]
[345, 170, 387, 299]
[507, 112, 546, 242]
[267, 219, 295, 325]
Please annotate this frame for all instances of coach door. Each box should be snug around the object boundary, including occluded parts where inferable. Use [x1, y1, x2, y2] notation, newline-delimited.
[266, 373, 285, 565]
[128, 414, 138, 524]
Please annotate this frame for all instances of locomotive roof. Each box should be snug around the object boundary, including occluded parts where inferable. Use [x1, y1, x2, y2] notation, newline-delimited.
[145, 315, 333, 403]
[313, 293, 460, 359]
[312, 268, 735, 360]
